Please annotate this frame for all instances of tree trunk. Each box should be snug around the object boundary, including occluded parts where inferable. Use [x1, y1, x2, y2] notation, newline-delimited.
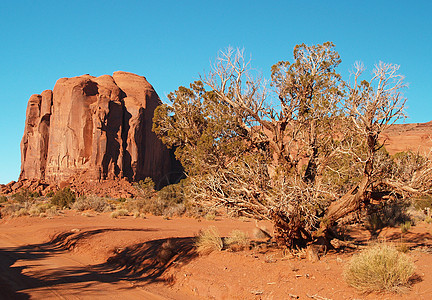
[320, 175, 369, 231]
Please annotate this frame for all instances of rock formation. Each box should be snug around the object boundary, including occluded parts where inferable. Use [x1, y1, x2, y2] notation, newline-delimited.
[19, 71, 175, 187]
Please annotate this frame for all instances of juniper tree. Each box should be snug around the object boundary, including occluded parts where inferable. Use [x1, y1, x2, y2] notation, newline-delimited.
[153, 43, 410, 248]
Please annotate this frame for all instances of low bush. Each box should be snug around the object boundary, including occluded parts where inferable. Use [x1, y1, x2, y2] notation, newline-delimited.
[195, 226, 223, 255]
[15, 208, 29, 217]
[134, 177, 156, 199]
[1, 203, 24, 217]
[126, 181, 188, 217]
[51, 188, 76, 208]
[11, 189, 38, 204]
[71, 195, 112, 212]
[28, 202, 54, 217]
[110, 209, 129, 218]
[344, 243, 415, 293]
[365, 200, 410, 233]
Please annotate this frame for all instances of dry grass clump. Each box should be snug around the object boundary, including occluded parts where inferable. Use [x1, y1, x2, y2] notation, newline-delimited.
[72, 195, 113, 212]
[15, 208, 29, 217]
[1, 200, 59, 218]
[400, 221, 412, 233]
[29, 202, 55, 217]
[225, 230, 250, 251]
[110, 209, 129, 218]
[344, 243, 415, 293]
[195, 226, 223, 255]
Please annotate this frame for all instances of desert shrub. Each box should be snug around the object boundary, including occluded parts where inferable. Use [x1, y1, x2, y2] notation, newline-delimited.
[127, 180, 188, 217]
[28, 202, 54, 217]
[157, 180, 187, 205]
[29, 206, 42, 217]
[365, 200, 410, 232]
[15, 208, 29, 217]
[400, 221, 412, 233]
[225, 230, 250, 251]
[45, 206, 58, 217]
[195, 226, 223, 254]
[51, 187, 76, 208]
[134, 177, 156, 199]
[11, 189, 36, 203]
[72, 195, 112, 212]
[344, 243, 415, 293]
[1, 203, 23, 217]
[110, 209, 129, 218]
[0, 195, 8, 203]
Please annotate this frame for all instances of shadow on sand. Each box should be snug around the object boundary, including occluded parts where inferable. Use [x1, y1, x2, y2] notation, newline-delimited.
[0, 228, 198, 298]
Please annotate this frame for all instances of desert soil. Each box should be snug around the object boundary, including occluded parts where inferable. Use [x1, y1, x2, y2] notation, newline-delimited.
[0, 211, 431, 300]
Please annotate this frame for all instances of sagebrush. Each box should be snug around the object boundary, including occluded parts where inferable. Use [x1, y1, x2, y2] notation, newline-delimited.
[344, 243, 415, 293]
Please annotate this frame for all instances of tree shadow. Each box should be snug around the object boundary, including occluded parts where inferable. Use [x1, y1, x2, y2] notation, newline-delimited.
[0, 228, 198, 298]
[48, 227, 159, 251]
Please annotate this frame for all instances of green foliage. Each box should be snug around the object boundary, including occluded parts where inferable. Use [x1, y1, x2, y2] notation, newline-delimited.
[153, 80, 260, 177]
[158, 179, 187, 205]
[344, 243, 415, 293]
[12, 189, 38, 203]
[134, 177, 156, 199]
[271, 41, 343, 120]
[50, 188, 76, 208]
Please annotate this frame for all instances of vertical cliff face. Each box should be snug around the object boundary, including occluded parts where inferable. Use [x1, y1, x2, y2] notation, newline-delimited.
[20, 71, 172, 185]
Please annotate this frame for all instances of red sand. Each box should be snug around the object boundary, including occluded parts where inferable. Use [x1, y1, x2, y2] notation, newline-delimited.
[0, 211, 431, 299]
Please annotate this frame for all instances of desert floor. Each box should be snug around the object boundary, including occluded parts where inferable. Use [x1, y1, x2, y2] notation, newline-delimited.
[0, 211, 431, 299]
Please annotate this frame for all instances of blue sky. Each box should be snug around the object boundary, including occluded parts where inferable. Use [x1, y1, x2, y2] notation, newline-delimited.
[0, 1, 431, 184]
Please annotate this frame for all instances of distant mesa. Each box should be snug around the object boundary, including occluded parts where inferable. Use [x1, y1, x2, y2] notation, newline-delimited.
[10, 71, 180, 196]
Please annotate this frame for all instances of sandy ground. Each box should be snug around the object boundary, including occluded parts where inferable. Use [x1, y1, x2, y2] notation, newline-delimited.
[0, 211, 432, 299]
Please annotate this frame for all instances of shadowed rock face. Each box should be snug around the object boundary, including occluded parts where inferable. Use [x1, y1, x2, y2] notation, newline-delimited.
[20, 71, 173, 185]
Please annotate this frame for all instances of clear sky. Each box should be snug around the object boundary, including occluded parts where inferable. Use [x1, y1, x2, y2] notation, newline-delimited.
[0, 0, 431, 184]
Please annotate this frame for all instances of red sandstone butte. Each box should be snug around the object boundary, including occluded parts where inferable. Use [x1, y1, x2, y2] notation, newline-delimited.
[20, 71, 173, 186]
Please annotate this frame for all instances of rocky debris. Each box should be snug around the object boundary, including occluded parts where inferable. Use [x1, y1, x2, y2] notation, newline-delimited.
[0, 178, 138, 199]
[19, 72, 175, 190]
[0, 179, 51, 195]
